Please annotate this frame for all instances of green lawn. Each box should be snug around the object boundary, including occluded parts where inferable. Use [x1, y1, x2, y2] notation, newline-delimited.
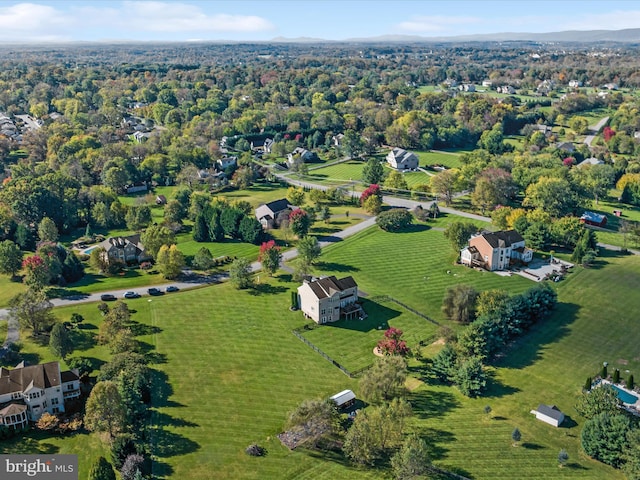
[5, 222, 638, 479]
[0, 275, 26, 307]
[300, 298, 440, 372]
[57, 266, 167, 296]
[304, 160, 366, 184]
[415, 150, 463, 169]
[313, 225, 533, 323]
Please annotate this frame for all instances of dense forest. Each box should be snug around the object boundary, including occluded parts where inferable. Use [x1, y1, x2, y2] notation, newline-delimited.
[0, 41, 639, 244]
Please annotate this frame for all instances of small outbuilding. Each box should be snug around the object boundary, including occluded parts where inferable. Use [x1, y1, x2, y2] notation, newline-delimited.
[330, 389, 356, 409]
[580, 211, 607, 227]
[531, 404, 565, 427]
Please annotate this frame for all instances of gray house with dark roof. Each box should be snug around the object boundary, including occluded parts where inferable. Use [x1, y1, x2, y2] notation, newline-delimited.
[0, 361, 80, 425]
[255, 198, 297, 230]
[97, 235, 151, 265]
[297, 276, 363, 324]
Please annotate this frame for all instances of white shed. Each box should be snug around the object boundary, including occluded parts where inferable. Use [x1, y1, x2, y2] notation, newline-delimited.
[531, 404, 565, 427]
[330, 389, 356, 409]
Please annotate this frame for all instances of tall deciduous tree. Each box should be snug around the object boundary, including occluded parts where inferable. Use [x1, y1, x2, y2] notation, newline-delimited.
[9, 288, 55, 334]
[442, 284, 478, 324]
[391, 434, 432, 480]
[443, 221, 478, 253]
[359, 355, 407, 404]
[258, 240, 281, 276]
[84, 381, 127, 438]
[289, 209, 311, 238]
[581, 412, 632, 467]
[229, 257, 254, 289]
[344, 398, 412, 465]
[430, 169, 460, 206]
[156, 244, 184, 279]
[37, 216, 59, 243]
[575, 384, 621, 419]
[297, 235, 321, 265]
[286, 187, 305, 207]
[140, 224, 176, 260]
[524, 176, 581, 218]
[22, 255, 51, 290]
[0, 240, 23, 278]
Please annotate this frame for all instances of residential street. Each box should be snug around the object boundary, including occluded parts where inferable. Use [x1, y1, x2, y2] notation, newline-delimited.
[583, 116, 609, 146]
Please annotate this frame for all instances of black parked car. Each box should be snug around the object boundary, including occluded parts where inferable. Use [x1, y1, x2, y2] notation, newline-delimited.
[123, 291, 140, 299]
[147, 287, 163, 296]
[100, 294, 116, 301]
[165, 286, 179, 293]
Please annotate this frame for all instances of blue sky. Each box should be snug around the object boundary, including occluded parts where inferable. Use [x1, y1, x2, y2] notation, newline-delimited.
[1, 1, 639, 42]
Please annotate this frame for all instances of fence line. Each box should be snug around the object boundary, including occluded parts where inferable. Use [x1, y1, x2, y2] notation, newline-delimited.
[369, 295, 442, 327]
[292, 328, 363, 378]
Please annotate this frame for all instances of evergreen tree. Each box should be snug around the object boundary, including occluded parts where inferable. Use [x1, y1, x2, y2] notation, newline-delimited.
[192, 247, 215, 270]
[193, 214, 210, 242]
[362, 157, 385, 185]
[238, 216, 263, 244]
[208, 210, 225, 241]
[88, 457, 116, 480]
[511, 427, 521, 446]
[49, 322, 73, 359]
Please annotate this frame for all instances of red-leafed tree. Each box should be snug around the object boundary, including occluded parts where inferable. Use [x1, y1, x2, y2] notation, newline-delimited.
[603, 126, 616, 142]
[22, 255, 51, 290]
[258, 240, 282, 276]
[377, 327, 410, 356]
[563, 157, 576, 167]
[289, 209, 311, 238]
[360, 184, 381, 205]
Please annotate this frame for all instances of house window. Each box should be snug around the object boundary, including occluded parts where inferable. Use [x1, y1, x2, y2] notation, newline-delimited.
[51, 398, 59, 405]
[52, 407, 60, 414]
[67, 384, 74, 391]
[321, 309, 326, 314]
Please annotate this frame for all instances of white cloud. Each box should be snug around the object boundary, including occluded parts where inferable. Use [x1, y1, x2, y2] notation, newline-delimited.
[0, 2, 275, 42]
[0, 3, 71, 41]
[396, 15, 481, 33]
[82, 1, 275, 34]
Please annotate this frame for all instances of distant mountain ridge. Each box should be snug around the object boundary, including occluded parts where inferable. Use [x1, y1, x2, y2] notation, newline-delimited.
[270, 28, 640, 44]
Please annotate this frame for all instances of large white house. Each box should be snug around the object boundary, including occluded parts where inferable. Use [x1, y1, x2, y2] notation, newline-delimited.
[0, 361, 80, 428]
[297, 276, 362, 324]
[386, 148, 418, 170]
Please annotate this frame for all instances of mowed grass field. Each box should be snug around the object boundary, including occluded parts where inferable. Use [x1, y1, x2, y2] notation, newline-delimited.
[313, 225, 533, 323]
[415, 150, 463, 169]
[4, 221, 639, 479]
[301, 298, 440, 372]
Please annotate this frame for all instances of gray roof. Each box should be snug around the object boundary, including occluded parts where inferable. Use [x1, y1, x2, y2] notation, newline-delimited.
[255, 198, 292, 220]
[536, 404, 564, 421]
[305, 276, 357, 300]
[330, 389, 356, 407]
[477, 230, 524, 249]
[98, 235, 144, 254]
[389, 148, 417, 165]
[0, 362, 62, 395]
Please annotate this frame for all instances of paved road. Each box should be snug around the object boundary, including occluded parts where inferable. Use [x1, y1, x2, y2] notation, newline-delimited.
[584, 116, 609, 147]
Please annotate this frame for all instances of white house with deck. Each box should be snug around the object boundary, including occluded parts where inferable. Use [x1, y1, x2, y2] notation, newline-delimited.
[0, 361, 80, 427]
[297, 276, 363, 324]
